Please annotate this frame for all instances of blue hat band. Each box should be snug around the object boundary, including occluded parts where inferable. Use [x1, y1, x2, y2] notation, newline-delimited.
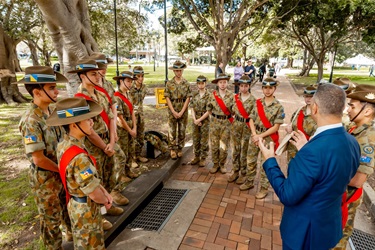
[339, 84, 349, 90]
[262, 80, 277, 86]
[76, 64, 98, 70]
[133, 70, 144, 75]
[57, 106, 90, 118]
[173, 64, 185, 69]
[25, 74, 56, 83]
[304, 90, 316, 95]
[197, 78, 206, 82]
[121, 73, 133, 78]
[239, 79, 251, 83]
[96, 59, 108, 64]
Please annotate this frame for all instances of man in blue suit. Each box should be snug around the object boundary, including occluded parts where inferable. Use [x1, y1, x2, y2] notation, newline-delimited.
[258, 83, 360, 250]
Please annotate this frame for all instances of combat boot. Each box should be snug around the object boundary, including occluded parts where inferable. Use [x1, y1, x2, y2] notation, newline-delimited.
[110, 190, 130, 206]
[209, 164, 219, 174]
[199, 158, 206, 167]
[103, 219, 112, 231]
[137, 156, 149, 163]
[126, 168, 139, 179]
[255, 188, 268, 199]
[219, 164, 227, 174]
[170, 150, 177, 159]
[120, 174, 132, 183]
[177, 150, 183, 158]
[106, 206, 124, 216]
[236, 173, 247, 185]
[239, 180, 254, 191]
[188, 156, 200, 165]
[227, 172, 239, 183]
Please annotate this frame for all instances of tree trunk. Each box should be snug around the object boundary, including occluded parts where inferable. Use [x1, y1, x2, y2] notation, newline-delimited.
[286, 57, 293, 68]
[27, 39, 40, 66]
[0, 25, 28, 104]
[35, 0, 99, 96]
[316, 58, 324, 82]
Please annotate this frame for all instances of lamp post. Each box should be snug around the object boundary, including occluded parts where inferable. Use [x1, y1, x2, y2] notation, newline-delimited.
[114, 0, 119, 76]
[164, 0, 168, 83]
[329, 45, 338, 83]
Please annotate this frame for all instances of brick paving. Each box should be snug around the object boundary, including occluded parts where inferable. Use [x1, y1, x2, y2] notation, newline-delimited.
[172, 76, 305, 250]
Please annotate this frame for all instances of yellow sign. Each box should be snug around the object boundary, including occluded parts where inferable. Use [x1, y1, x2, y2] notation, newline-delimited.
[155, 88, 167, 109]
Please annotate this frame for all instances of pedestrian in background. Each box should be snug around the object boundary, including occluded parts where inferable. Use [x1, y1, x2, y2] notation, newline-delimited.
[233, 61, 244, 94]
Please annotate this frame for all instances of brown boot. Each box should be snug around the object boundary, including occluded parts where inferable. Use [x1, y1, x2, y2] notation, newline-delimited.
[170, 150, 177, 159]
[102, 219, 112, 231]
[106, 206, 124, 216]
[239, 180, 254, 191]
[219, 165, 227, 174]
[255, 188, 268, 199]
[177, 150, 183, 158]
[198, 158, 206, 167]
[188, 156, 200, 165]
[110, 191, 129, 206]
[120, 175, 132, 183]
[228, 172, 239, 183]
[235, 174, 247, 185]
[127, 169, 139, 179]
[209, 164, 219, 174]
[137, 156, 149, 163]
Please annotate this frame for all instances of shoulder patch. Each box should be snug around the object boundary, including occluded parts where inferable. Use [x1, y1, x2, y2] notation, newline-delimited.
[360, 155, 372, 164]
[363, 146, 374, 154]
[80, 168, 93, 180]
[24, 135, 37, 144]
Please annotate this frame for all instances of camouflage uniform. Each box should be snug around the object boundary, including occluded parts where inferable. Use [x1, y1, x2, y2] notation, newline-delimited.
[190, 89, 211, 160]
[129, 82, 148, 156]
[207, 89, 234, 166]
[286, 105, 317, 161]
[164, 76, 192, 151]
[246, 97, 284, 189]
[334, 121, 375, 249]
[144, 132, 169, 153]
[19, 103, 71, 249]
[57, 134, 105, 250]
[232, 93, 256, 174]
[115, 89, 135, 167]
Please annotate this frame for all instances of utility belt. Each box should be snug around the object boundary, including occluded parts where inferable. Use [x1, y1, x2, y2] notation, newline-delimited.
[30, 163, 49, 172]
[212, 113, 231, 120]
[255, 124, 267, 133]
[98, 132, 109, 140]
[172, 98, 186, 103]
[72, 196, 87, 203]
[235, 116, 250, 123]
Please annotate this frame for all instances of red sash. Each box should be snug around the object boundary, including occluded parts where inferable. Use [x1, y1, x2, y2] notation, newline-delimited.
[114, 91, 133, 115]
[234, 94, 250, 128]
[75, 93, 110, 128]
[256, 99, 279, 149]
[59, 145, 97, 204]
[213, 91, 234, 123]
[297, 109, 310, 140]
[341, 188, 363, 228]
[94, 85, 112, 105]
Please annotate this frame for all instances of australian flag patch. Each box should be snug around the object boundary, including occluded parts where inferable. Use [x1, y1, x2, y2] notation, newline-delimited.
[80, 168, 93, 180]
[360, 155, 372, 164]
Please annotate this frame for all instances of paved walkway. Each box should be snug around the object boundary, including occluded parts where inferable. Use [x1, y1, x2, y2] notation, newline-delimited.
[172, 76, 302, 250]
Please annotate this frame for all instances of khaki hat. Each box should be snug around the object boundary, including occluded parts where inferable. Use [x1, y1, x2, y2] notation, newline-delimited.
[262, 77, 279, 87]
[90, 52, 113, 70]
[13, 66, 68, 84]
[347, 84, 375, 104]
[67, 59, 99, 74]
[332, 77, 356, 94]
[211, 73, 231, 84]
[46, 97, 102, 126]
[112, 71, 137, 81]
[196, 75, 207, 83]
[168, 60, 187, 70]
[133, 66, 149, 76]
[234, 75, 252, 85]
[297, 85, 318, 96]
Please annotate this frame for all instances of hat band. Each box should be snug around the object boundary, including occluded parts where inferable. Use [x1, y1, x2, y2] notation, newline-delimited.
[217, 75, 229, 80]
[57, 105, 90, 119]
[304, 90, 316, 95]
[173, 64, 185, 69]
[262, 80, 276, 86]
[96, 59, 108, 64]
[76, 64, 98, 70]
[133, 70, 144, 75]
[197, 78, 206, 82]
[339, 84, 349, 90]
[121, 73, 133, 78]
[239, 79, 251, 83]
[25, 74, 56, 83]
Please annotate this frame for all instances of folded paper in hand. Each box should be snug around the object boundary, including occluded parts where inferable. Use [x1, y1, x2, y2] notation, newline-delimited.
[275, 133, 292, 156]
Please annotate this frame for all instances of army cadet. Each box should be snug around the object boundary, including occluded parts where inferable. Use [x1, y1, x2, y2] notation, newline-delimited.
[333, 84, 375, 249]
[68, 59, 128, 229]
[113, 71, 138, 176]
[17, 66, 72, 248]
[46, 97, 112, 250]
[130, 66, 149, 163]
[332, 77, 357, 127]
[164, 61, 192, 159]
[228, 75, 256, 184]
[207, 73, 234, 174]
[145, 131, 169, 154]
[285, 86, 317, 161]
[188, 75, 211, 167]
[241, 78, 285, 199]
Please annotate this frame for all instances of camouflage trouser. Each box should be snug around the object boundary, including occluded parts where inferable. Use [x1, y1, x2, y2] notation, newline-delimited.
[117, 126, 135, 166]
[333, 193, 362, 249]
[135, 112, 145, 155]
[28, 166, 71, 250]
[145, 132, 169, 153]
[246, 135, 272, 189]
[231, 120, 251, 174]
[68, 198, 104, 250]
[286, 143, 297, 162]
[192, 118, 209, 159]
[66, 81, 80, 97]
[112, 142, 128, 192]
[210, 118, 231, 166]
[168, 111, 188, 151]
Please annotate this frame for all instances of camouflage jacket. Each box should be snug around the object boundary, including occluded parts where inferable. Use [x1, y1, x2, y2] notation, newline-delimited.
[290, 105, 317, 137]
[101, 78, 116, 105]
[114, 89, 133, 128]
[251, 97, 285, 130]
[207, 89, 234, 115]
[164, 76, 192, 111]
[129, 82, 148, 113]
[190, 89, 211, 116]
[57, 134, 101, 197]
[19, 102, 64, 165]
[232, 93, 256, 118]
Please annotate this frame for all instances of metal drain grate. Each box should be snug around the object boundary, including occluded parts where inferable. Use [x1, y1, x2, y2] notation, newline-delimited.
[127, 188, 188, 232]
[349, 229, 375, 250]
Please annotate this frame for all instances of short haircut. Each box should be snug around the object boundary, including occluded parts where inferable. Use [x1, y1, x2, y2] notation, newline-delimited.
[25, 84, 42, 98]
[314, 84, 346, 117]
[361, 101, 375, 119]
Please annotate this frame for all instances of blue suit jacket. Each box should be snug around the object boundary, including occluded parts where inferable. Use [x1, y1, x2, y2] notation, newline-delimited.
[263, 127, 360, 250]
